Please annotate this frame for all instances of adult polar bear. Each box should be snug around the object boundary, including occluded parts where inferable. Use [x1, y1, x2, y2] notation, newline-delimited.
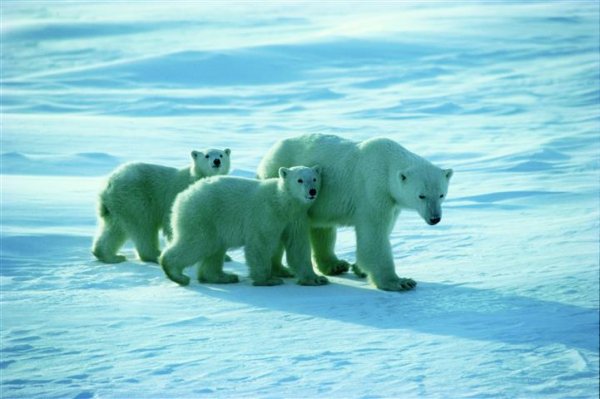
[257, 134, 453, 291]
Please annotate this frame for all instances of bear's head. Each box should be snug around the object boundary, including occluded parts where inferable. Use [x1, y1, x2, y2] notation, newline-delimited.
[392, 165, 453, 225]
[278, 165, 322, 204]
[191, 148, 231, 178]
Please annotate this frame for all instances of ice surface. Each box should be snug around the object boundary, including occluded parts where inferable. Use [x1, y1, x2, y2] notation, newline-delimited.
[1, 1, 599, 398]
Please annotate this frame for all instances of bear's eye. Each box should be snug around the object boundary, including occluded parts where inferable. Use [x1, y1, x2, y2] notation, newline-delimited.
[440, 194, 445, 198]
[204, 155, 209, 159]
[419, 195, 426, 200]
[313, 178, 316, 182]
[297, 179, 303, 183]
[219, 155, 223, 158]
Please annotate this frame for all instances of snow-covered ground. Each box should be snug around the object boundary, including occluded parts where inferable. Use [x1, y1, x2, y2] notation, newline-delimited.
[1, 1, 599, 398]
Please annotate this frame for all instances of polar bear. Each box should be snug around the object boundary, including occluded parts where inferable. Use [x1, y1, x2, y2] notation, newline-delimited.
[92, 148, 231, 264]
[159, 165, 328, 287]
[257, 134, 453, 292]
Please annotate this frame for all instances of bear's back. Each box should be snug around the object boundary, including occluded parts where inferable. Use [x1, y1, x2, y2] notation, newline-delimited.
[178, 176, 272, 214]
[104, 162, 180, 205]
[258, 134, 352, 178]
[109, 162, 177, 189]
[173, 176, 282, 239]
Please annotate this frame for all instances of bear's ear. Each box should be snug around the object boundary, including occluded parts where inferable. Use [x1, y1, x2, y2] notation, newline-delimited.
[191, 150, 201, 160]
[444, 168, 454, 180]
[224, 148, 231, 156]
[312, 165, 321, 175]
[278, 167, 289, 179]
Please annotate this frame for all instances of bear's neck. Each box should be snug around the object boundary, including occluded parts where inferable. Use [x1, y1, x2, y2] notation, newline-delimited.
[275, 181, 310, 219]
[173, 167, 199, 191]
[186, 166, 205, 183]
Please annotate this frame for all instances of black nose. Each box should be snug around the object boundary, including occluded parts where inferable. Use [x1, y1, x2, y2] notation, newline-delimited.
[309, 188, 317, 196]
[429, 217, 441, 225]
[213, 159, 221, 166]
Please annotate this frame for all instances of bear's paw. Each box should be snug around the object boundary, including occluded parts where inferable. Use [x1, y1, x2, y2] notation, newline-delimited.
[317, 259, 350, 276]
[296, 275, 329, 286]
[164, 269, 191, 286]
[351, 263, 367, 278]
[272, 264, 295, 278]
[252, 277, 284, 286]
[98, 254, 127, 264]
[199, 272, 239, 284]
[376, 277, 417, 292]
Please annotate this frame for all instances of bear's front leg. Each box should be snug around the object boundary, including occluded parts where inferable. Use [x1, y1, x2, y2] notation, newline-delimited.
[285, 221, 328, 286]
[355, 221, 416, 291]
[92, 220, 128, 264]
[269, 241, 295, 278]
[245, 241, 284, 286]
[197, 251, 239, 284]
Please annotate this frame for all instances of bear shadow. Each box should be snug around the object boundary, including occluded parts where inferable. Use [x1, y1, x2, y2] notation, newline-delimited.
[183, 270, 599, 353]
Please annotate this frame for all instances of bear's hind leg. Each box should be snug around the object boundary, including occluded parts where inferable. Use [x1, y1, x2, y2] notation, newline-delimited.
[92, 219, 127, 264]
[351, 263, 368, 278]
[310, 227, 350, 275]
[159, 240, 201, 286]
[197, 249, 239, 284]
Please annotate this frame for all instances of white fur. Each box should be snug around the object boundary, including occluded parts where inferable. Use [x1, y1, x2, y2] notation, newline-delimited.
[92, 148, 231, 263]
[159, 166, 326, 286]
[257, 134, 453, 291]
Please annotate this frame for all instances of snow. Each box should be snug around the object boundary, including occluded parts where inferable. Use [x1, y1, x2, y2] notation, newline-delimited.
[1, 1, 599, 398]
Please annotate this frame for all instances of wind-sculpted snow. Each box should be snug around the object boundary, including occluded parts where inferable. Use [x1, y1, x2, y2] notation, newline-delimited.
[1, 1, 598, 398]
[1, 152, 120, 176]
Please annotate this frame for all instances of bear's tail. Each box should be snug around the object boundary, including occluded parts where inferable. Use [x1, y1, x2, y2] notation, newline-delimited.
[97, 181, 114, 218]
[99, 201, 110, 217]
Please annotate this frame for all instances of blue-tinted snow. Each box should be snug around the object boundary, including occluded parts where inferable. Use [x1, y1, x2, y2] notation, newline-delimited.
[1, 1, 598, 398]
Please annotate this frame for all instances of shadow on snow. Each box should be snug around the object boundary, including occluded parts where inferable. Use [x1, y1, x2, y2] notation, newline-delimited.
[186, 275, 599, 353]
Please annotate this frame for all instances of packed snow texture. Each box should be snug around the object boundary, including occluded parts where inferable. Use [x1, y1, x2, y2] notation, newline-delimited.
[1, 1, 599, 398]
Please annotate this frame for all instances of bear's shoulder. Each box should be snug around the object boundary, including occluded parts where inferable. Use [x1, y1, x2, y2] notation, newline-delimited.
[359, 138, 423, 165]
[192, 175, 271, 195]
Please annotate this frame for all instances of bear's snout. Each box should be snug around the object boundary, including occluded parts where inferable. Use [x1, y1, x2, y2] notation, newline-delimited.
[428, 217, 441, 225]
[309, 188, 317, 197]
[213, 159, 221, 167]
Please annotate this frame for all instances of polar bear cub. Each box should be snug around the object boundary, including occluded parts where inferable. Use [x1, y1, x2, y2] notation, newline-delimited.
[159, 165, 321, 286]
[92, 148, 231, 264]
